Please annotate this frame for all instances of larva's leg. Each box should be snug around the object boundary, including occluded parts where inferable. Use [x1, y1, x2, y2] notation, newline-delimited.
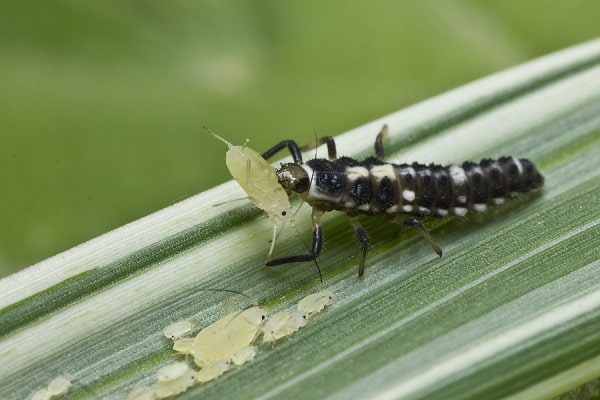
[266, 210, 324, 266]
[399, 217, 443, 257]
[347, 215, 369, 277]
[300, 136, 337, 160]
[262, 140, 304, 164]
[374, 124, 389, 161]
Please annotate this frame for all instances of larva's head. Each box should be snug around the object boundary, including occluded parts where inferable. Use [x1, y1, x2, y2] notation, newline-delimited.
[276, 163, 310, 194]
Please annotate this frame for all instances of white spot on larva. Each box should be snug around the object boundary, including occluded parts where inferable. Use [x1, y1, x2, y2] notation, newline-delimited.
[402, 205, 414, 213]
[417, 206, 430, 216]
[401, 167, 416, 181]
[436, 208, 448, 217]
[453, 207, 468, 216]
[473, 203, 487, 212]
[357, 204, 370, 211]
[457, 195, 467, 204]
[346, 166, 370, 181]
[449, 165, 467, 185]
[386, 205, 398, 213]
[402, 189, 415, 202]
[511, 156, 523, 174]
[344, 201, 356, 209]
[298, 290, 333, 314]
[492, 197, 505, 205]
[370, 164, 396, 181]
[155, 362, 197, 398]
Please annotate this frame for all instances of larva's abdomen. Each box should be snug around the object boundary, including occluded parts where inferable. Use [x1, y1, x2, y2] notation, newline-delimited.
[399, 156, 544, 217]
[303, 156, 543, 218]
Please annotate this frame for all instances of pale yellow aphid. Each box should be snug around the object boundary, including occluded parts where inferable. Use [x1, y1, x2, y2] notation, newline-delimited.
[47, 374, 73, 396]
[231, 345, 257, 366]
[28, 374, 74, 400]
[283, 310, 309, 333]
[191, 306, 267, 368]
[155, 362, 197, 399]
[126, 386, 156, 400]
[209, 130, 293, 257]
[261, 311, 292, 343]
[172, 337, 195, 355]
[196, 359, 231, 383]
[163, 320, 194, 340]
[29, 388, 51, 400]
[297, 290, 334, 314]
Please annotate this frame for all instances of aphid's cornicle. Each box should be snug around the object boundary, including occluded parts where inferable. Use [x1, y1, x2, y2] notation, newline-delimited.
[262, 125, 544, 277]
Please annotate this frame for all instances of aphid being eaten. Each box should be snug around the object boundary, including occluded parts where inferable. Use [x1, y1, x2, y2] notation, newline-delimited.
[262, 125, 545, 277]
[208, 128, 293, 257]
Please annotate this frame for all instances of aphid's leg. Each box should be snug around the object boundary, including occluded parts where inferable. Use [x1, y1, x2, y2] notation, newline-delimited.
[265, 210, 324, 266]
[347, 214, 369, 277]
[374, 124, 389, 161]
[262, 140, 304, 164]
[245, 158, 251, 187]
[401, 217, 443, 256]
[267, 222, 277, 258]
[300, 136, 337, 160]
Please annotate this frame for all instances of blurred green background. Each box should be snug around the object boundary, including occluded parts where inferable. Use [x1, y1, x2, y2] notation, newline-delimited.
[1, 1, 598, 278]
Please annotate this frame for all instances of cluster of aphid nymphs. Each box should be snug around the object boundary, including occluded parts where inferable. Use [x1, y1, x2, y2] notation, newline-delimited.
[212, 125, 544, 277]
[27, 374, 74, 400]
[125, 290, 333, 399]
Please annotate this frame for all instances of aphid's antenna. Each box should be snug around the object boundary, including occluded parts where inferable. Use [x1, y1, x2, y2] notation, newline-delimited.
[200, 287, 267, 330]
[211, 196, 250, 207]
[267, 222, 278, 258]
[202, 287, 260, 307]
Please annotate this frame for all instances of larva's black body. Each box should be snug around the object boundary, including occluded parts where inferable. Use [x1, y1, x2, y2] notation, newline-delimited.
[262, 125, 544, 277]
[298, 156, 544, 218]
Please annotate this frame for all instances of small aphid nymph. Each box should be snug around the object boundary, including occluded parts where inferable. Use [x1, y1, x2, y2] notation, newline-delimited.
[261, 125, 544, 276]
[28, 374, 74, 400]
[163, 320, 193, 340]
[196, 359, 231, 383]
[126, 386, 157, 400]
[231, 345, 257, 366]
[297, 290, 333, 314]
[155, 362, 197, 398]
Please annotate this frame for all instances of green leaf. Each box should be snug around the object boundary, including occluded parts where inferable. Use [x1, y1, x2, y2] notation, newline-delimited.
[1, 39, 600, 400]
